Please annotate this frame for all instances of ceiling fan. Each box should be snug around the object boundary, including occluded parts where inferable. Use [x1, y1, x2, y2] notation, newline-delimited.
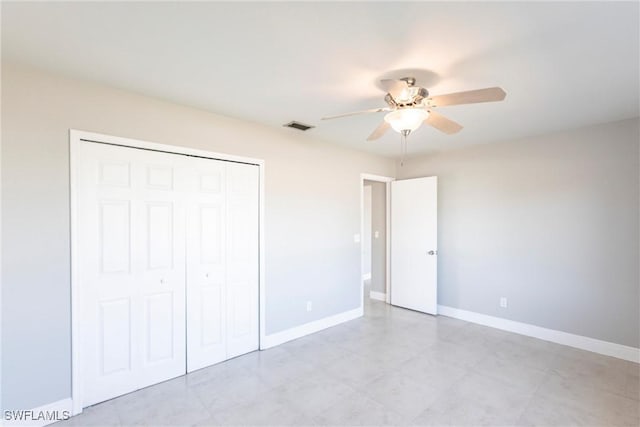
[321, 77, 507, 142]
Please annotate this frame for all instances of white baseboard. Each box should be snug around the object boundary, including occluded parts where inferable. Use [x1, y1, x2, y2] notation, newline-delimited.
[369, 291, 386, 301]
[2, 398, 73, 427]
[362, 273, 371, 281]
[261, 306, 363, 349]
[438, 305, 640, 363]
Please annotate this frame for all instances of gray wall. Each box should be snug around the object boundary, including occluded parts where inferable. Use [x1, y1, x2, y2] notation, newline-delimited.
[0, 62, 395, 410]
[368, 181, 387, 294]
[397, 118, 640, 348]
[362, 184, 372, 277]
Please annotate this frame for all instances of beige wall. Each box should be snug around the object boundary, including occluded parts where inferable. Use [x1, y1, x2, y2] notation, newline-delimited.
[1, 62, 395, 410]
[396, 118, 640, 348]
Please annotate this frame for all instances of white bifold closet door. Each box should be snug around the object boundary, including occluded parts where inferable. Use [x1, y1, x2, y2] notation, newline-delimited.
[78, 142, 188, 407]
[77, 141, 259, 408]
[185, 157, 259, 372]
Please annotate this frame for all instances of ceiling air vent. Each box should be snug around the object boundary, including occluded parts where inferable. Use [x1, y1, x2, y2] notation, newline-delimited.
[283, 121, 315, 131]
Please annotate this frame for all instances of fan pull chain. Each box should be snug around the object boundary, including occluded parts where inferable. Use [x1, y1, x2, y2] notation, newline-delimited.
[400, 130, 409, 166]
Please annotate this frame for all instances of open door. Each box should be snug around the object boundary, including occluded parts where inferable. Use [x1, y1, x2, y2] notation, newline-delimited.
[390, 176, 438, 314]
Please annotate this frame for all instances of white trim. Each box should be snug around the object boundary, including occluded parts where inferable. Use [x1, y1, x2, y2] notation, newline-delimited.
[360, 173, 394, 310]
[261, 307, 363, 349]
[369, 291, 386, 301]
[71, 130, 264, 166]
[69, 132, 81, 416]
[0, 20, 3, 410]
[2, 398, 73, 427]
[384, 181, 391, 304]
[362, 273, 371, 281]
[258, 160, 266, 350]
[438, 305, 640, 363]
[361, 173, 395, 183]
[69, 129, 266, 414]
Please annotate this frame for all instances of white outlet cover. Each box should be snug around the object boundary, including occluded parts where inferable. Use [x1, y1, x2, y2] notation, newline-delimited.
[306, 301, 312, 311]
[500, 297, 508, 308]
[374, 231, 379, 239]
[353, 234, 361, 243]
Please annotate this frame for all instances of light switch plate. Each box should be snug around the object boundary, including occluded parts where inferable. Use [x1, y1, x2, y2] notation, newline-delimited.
[354, 234, 361, 243]
[374, 231, 379, 239]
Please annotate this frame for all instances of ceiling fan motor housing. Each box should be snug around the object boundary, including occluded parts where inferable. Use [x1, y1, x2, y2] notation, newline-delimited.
[400, 77, 416, 86]
[386, 86, 429, 108]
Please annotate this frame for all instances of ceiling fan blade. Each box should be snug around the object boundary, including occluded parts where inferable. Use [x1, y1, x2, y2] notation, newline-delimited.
[321, 107, 389, 120]
[425, 110, 463, 134]
[380, 79, 409, 100]
[367, 121, 391, 141]
[428, 87, 506, 107]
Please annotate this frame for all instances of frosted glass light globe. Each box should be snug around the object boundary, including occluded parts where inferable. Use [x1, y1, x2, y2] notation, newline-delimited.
[384, 108, 429, 133]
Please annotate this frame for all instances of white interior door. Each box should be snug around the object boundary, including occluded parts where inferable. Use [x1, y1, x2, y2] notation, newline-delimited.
[78, 142, 186, 407]
[390, 176, 438, 314]
[186, 159, 259, 371]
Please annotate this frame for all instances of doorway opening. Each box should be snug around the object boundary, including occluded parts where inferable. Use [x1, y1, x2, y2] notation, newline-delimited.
[360, 174, 393, 307]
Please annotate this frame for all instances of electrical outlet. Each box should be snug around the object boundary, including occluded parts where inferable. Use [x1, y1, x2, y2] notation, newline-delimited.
[500, 297, 508, 308]
[353, 234, 361, 243]
[374, 231, 379, 239]
[306, 301, 313, 312]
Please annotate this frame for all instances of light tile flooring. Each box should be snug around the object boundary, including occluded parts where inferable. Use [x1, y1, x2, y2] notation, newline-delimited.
[59, 299, 639, 426]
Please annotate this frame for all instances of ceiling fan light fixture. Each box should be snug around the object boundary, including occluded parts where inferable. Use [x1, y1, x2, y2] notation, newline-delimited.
[384, 108, 429, 133]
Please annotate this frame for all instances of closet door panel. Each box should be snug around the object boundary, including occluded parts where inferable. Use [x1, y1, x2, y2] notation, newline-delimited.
[226, 162, 260, 359]
[79, 147, 139, 406]
[137, 155, 186, 389]
[186, 158, 227, 372]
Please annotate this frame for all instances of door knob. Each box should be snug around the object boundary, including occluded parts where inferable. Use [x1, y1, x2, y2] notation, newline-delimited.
[427, 250, 438, 256]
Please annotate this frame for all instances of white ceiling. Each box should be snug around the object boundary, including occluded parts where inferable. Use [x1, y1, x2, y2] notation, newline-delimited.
[2, 1, 638, 158]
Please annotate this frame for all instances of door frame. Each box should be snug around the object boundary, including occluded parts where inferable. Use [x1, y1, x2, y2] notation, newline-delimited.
[360, 173, 394, 306]
[69, 129, 266, 415]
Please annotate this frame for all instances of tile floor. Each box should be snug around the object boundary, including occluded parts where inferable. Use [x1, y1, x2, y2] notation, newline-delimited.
[58, 299, 639, 426]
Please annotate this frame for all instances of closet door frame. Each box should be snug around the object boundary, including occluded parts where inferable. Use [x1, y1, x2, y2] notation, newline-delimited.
[69, 129, 265, 416]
